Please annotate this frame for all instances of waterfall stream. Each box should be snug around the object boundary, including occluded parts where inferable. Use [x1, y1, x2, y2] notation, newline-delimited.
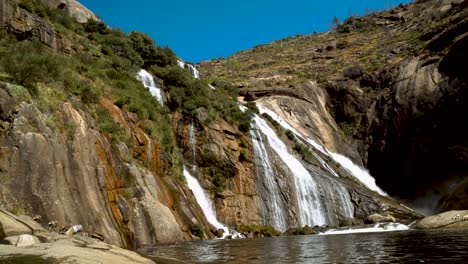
[177, 60, 200, 79]
[252, 114, 327, 227]
[183, 168, 233, 238]
[258, 105, 386, 196]
[251, 124, 288, 231]
[184, 122, 239, 238]
[136, 69, 164, 105]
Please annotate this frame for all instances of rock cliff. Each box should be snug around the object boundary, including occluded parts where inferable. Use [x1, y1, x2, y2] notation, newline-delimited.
[201, 0, 468, 214]
[0, 0, 438, 253]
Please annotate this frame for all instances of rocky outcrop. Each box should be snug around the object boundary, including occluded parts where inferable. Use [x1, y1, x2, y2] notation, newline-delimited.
[0, 83, 212, 248]
[201, 0, 468, 215]
[0, 0, 73, 53]
[38, 0, 98, 23]
[413, 210, 468, 229]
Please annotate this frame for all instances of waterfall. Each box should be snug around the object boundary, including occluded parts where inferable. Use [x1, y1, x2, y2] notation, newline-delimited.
[177, 60, 200, 79]
[250, 123, 288, 231]
[257, 105, 386, 196]
[136, 69, 164, 105]
[184, 123, 240, 238]
[328, 153, 387, 196]
[183, 168, 234, 238]
[188, 122, 197, 174]
[252, 114, 327, 227]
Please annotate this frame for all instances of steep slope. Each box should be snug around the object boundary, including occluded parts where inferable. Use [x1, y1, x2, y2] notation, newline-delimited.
[201, 0, 468, 214]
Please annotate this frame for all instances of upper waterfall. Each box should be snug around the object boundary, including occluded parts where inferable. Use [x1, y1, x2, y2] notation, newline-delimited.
[136, 69, 164, 105]
[177, 60, 200, 79]
[257, 105, 386, 196]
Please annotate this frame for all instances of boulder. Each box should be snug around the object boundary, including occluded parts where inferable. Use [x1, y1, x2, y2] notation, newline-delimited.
[0, 210, 32, 236]
[5, 234, 41, 247]
[413, 210, 468, 229]
[366, 213, 396, 224]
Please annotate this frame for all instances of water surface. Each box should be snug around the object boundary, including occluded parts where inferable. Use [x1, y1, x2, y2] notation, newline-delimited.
[142, 229, 468, 263]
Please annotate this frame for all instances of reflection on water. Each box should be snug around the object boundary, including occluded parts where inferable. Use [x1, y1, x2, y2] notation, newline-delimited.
[141, 229, 468, 263]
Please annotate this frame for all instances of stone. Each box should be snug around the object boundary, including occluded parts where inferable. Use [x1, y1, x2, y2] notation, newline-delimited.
[65, 225, 83, 236]
[15, 234, 41, 247]
[413, 210, 468, 229]
[0, 210, 32, 236]
[5, 234, 41, 247]
[91, 233, 104, 241]
[342, 66, 364, 79]
[366, 213, 396, 223]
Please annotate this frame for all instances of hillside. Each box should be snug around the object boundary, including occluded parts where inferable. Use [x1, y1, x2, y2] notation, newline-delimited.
[1, 0, 465, 259]
[201, 0, 468, 214]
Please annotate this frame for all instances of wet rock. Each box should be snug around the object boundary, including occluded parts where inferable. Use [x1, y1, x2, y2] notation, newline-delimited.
[215, 229, 224, 238]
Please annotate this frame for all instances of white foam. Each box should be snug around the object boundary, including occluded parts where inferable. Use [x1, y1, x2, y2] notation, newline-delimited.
[320, 223, 409, 236]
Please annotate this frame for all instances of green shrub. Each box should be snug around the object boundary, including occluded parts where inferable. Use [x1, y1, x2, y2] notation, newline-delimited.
[96, 107, 126, 142]
[0, 41, 64, 90]
[237, 225, 281, 237]
[84, 20, 109, 34]
[239, 149, 248, 162]
[285, 130, 296, 141]
[190, 223, 204, 239]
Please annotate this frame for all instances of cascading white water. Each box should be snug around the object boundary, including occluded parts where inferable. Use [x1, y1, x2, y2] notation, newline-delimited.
[185, 123, 239, 238]
[177, 60, 200, 79]
[253, 114, 327, 226]
[257, 105, 386, 196]
[136, 69, 164, 105]
[183, 168, 232, 238]
[328, 153, 387, 196]
[250, 124, 287, 231]
[188, 122, 197, 173]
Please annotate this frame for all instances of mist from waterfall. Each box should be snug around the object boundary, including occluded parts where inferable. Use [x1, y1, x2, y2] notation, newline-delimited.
[136, 69, 164, 105]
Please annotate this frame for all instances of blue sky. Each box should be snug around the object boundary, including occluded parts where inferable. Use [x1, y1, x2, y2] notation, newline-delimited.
[79, 0, 413, 63]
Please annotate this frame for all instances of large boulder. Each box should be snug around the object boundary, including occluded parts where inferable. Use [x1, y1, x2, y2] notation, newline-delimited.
[5, 234, 41, 247]
[413, 210, 468, 229]
[0, 210, 32, 236]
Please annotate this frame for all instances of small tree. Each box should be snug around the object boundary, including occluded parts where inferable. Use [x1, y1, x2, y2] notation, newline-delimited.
[332, 16, 340, 29]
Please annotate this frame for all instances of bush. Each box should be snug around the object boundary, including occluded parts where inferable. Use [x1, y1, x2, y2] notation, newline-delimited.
[84, 20, 109, 34]
[129, 31, 177, 67]
[96, 107, 126, 142]
[237, 225, 281, 237]
[285, 130, 296, 141]
[190, 223, 204, 239]
[0, 41, 63, 90]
